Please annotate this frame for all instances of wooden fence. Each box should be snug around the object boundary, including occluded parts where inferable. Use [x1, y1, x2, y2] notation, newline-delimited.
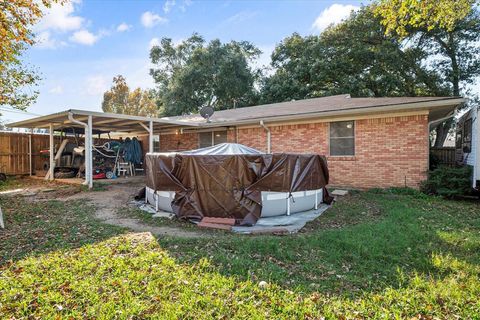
[0, 132, 59, 175]
[430, 147, 456, 167]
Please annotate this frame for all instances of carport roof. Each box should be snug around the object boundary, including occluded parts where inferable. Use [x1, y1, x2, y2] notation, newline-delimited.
[7, 109, 200, 133]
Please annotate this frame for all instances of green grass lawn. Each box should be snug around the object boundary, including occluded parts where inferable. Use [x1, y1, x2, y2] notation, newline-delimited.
[1, 187, 479, 319]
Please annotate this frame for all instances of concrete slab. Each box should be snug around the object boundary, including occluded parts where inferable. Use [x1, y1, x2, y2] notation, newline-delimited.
[232, 204, 330, 234]
[331, 189, 349, 196]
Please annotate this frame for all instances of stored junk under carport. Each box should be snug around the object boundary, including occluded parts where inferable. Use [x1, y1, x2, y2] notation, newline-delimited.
[146, 143, 333, 226]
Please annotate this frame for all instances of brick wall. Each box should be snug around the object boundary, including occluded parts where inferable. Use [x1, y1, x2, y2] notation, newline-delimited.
[159, 132, 198, 151]
[237, 114, 429, 189]
[156, 114, 429, 189]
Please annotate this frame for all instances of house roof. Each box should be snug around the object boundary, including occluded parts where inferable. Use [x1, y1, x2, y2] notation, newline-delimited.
[7, 95, 465, 132]
[162, 94, 464, 127]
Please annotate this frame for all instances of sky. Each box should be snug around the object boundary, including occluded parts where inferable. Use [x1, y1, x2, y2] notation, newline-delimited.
[2, 0, 367, 124]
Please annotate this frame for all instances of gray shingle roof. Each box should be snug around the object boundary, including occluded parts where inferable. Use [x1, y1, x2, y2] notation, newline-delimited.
[161, 94, 460, 124]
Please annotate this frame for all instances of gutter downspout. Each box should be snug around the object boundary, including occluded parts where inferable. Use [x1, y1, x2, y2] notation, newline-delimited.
[68, 112, 89, 186]
[259, 120, 271, 153]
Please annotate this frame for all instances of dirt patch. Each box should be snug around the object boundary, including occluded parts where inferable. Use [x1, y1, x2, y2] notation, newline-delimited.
[2, 177, 204, 238]
[64, 180, 204, 238]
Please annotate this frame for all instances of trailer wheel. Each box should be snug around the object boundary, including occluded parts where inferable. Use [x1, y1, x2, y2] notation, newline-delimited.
[0, 173, 6, 182]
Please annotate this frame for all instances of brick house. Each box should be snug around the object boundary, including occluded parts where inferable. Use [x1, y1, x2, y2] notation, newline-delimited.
[153, 94, 464, 189]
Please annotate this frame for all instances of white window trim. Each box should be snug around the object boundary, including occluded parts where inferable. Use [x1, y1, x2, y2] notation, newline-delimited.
[328, 120, 356, 156]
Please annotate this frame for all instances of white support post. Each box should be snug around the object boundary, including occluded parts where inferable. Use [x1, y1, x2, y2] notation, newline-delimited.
[29, 129, 32, 176]
[47, 123, 55, 181]
[0, 206, 4, 229]
[87, 115, 93, 189]
[149, 121, 154, 153]
[139, 121, 154, 153]
[314, 189, 318, 210]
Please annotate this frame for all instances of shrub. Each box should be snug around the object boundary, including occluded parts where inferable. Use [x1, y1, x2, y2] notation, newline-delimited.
[421, 166, 473, 198]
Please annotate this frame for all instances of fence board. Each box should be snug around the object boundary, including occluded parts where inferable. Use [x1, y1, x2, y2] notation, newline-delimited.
[431, 147, 456, 167]
[0, 132, 125, 175]
[0, 132, 63, 175]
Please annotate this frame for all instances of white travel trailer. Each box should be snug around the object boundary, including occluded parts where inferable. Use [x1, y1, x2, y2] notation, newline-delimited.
[456, 106, 480, 189]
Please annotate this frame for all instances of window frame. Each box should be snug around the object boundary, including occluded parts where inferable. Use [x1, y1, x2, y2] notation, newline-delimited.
[329, 120, 355, 156]
[152, 134, 161, 152]
[463, 118, 472, 152]
[198, 130, 228, 148]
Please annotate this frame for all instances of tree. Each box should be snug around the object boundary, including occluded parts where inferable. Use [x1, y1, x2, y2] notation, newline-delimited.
[149, 33, 261, 116]
[102, 76, 159, 117]
[260, 7, 449, 104]
[0, 0, 62, 110]
[373, 0, 480, 146]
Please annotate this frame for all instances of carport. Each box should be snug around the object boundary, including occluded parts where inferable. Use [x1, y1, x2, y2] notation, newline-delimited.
[7, 109, 199, 189]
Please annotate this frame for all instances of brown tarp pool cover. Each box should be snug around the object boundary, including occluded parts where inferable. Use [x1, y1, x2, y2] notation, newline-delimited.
[146, 153, 333, 226]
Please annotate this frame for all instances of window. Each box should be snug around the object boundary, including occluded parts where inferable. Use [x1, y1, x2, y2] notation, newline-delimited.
[330, 121, 355, 156]
[199, 131, 227, 148]
[463, 119, 472, 152]
[153, 135, 161, 152]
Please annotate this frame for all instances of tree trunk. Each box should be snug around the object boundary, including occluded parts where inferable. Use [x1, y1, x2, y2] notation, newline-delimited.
[433, 118, 453, 147]
[447, 32, 460, 96]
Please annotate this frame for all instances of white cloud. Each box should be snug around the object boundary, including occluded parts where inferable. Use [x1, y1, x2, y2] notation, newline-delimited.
[141, 11, 168, 28]
[35, 31, 66, 49]
[49, 85, 64, 94]
[37, 0, 84, 32]
[116, 22, 132, 32]
[179, 0, 192, 12]
[149, 37, 185, 49]
[69, 29, 99, 45]
[225, 11, 258, 24]
[312, 4, 359, 32]
[149, 37, 161, 48]
[163, 0, 175, 13]
[86, 75, 109, 95]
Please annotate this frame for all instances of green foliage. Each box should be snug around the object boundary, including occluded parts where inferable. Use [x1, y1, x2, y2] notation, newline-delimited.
[0, 0, 62, 110]
[373, 0, 480, 97]
[421, 165, 473, 198]
[373, 0, 476, 37]
[102, 75, 159, 117]
[259, 7, 449, 104]
[149, 33, 261, 116]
